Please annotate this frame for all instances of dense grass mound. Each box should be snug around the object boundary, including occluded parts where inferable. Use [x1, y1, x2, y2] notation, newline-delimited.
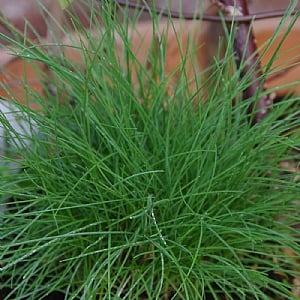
[1, 5, 300, 300]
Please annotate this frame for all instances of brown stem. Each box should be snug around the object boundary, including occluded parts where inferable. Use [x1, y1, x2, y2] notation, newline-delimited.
[217, 0, 273, 123]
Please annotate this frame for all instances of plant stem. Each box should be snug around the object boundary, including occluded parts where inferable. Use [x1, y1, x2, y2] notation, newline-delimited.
[216, 0, 274, 123]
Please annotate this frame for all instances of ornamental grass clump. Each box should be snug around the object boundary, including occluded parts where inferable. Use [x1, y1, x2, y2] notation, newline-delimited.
[1, 5, 300, 300]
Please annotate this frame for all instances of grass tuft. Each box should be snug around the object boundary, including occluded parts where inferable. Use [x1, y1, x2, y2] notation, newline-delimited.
[1, 4, 300, 300]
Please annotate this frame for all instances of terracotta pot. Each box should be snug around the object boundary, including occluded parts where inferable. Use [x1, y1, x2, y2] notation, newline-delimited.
[1, 1, 300, 106]
[254, 18, 300, 96]
[0, 57, 45, 108]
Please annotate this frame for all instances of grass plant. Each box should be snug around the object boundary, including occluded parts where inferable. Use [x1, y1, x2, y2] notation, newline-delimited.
[1, 3, 300, 299]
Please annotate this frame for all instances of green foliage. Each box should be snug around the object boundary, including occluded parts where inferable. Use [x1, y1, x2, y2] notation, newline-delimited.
[1, 4, 300, 300]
